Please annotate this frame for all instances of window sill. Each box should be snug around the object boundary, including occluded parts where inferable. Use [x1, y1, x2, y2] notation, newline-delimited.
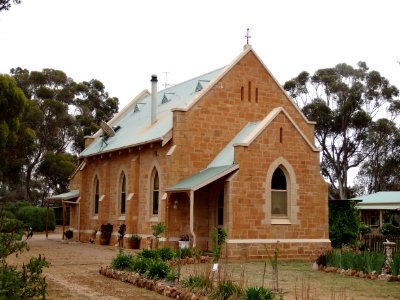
[149, 216, 159, 222]
[118, 216, 126, 221]
[91, 215, 99, 220]
[271, 218, 291, 225]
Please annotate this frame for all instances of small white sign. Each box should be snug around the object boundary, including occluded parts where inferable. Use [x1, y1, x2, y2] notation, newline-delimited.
[212, 263, 219, 272]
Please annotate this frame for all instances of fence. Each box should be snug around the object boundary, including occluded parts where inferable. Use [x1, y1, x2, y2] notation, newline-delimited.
[362, 234, 400, 253]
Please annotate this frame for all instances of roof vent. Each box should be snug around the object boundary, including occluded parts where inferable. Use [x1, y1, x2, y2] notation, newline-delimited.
[161, 92, 175, 104]
[195, 80, 210, 92]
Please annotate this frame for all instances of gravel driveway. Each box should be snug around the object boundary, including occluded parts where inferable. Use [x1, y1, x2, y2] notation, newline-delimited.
[7, 232, 168, 299]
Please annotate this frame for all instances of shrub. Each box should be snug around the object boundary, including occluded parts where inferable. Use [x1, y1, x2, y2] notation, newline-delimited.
[182, 274, 212, 295]
[145, 259, 170, 279]
[157, 247, 176, 261]
[329, 200, 360, 248]
[0, 216, 49, 298]
[364, 251, 385, 273]
[111, 249, 135, 270]
[210, 279, 242, 300]
[178, 247, 192, 259]
[15, 205, 55, 231]
[244, 287, 275, 300]
[389, 252, 400, 276]
[137, 249, 159, 260]
[131, 257, 148, 275]
[379, 223, 398, 236]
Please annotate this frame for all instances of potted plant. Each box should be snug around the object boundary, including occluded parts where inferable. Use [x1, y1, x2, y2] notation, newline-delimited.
[179, 234, 190, 249]
[117, 224, 126, 247]
[129, 234, 141, 249]
[64, 229, 73, 240]
[152, 222, 166, 249]
[99, 223, 113, 245]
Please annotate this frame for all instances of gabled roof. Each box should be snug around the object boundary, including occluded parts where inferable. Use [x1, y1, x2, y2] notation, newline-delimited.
[354, 192, 400, 210]
[235, 107, 319, 152]
[80, 68, 224, 157]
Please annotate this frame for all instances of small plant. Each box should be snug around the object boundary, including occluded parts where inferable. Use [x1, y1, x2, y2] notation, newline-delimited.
[99, 223, 113, 245]
[129, 234, 141, 249]
[137, 249, 159, 260]
[111, 249, 134, 270]
[359, 223, 371, 236]
[145, 259, 171, 279]
[178, 247, 192, 259]
[389, 252, 400, 276]
[64, 229, 73, 240]
[244, 286, 275, 300]
[211, 227, 227, 263]
[209, 279, 243, 300]
[152, 222, 166, 248]
[131, 256, 148, 275]
[182, 273, 213, 295]
[157, 247, 176, 261]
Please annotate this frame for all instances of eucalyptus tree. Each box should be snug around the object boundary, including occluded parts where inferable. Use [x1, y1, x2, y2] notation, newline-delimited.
[355, 118, 400, 194]
[10, 68, 76, 202]
[284, 62, 399, 199]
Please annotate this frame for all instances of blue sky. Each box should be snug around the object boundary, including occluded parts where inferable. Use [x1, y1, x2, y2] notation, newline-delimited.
[1, 0, 399, 109]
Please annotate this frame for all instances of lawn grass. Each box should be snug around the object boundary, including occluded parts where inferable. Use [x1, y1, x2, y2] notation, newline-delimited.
[180, 260, 400, 300]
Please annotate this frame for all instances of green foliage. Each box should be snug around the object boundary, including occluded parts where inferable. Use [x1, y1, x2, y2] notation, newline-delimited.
[244, 287, 275, 300]
[284, 62, 399, 199]
[325, 249, 385, 274]
[145, 259, 170, 279]
[157, 247, 176, 261]
[178, 247, 192, 259]
[364, 251, 385, 274]
[151, 222, 166, 239]
[389, 252, 400, 276]
[329, 201, 360, 248]
[137, 249, 159, 260]
[209, 279, 243, 300]
[0, 212, 49, 299]
[182, 274, 213, 295]
[379, 223, 398, 235]
[130, 257, 148, 275]
[111, 249, 135, 270]
[359, 223, 371, 236]
[16, 205, 55, 231]
[0, 0, 22, 12]
[211, 227, 227, 263]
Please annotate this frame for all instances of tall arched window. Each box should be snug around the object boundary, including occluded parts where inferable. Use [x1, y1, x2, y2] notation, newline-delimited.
[120, 172, 126, 214]
[94, 176, 100, 215]
[217, 190, 224, 226]
[151, 171, 159, 216]
[271, 167, 287, 217]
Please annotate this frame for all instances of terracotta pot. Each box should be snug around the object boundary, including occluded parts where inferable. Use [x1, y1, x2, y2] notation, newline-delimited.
[129, 239, 141, 249]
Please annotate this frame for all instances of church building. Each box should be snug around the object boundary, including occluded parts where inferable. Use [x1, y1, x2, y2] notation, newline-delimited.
[65, 44, 330, 259]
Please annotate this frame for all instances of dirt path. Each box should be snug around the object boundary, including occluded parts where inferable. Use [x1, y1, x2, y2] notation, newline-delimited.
[6, 232, 168, 300]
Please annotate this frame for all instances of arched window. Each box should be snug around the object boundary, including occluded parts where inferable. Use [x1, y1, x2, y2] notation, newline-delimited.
[151, 170, 159, 216]
[120, 172, 126, 214]
[271, 167, 287, 217]
[94, 176, 100, 215]
[217, 190, 224, 226]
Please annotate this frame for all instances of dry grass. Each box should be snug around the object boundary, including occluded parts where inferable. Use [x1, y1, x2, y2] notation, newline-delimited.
[180, 260, 400, 300]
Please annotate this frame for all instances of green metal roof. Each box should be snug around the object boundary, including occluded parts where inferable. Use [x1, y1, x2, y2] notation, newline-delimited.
[46, 190, 80, 201]
[166, 165, 238, 192]
[80, 68, 224, 157]
[353, 191, 400, 210]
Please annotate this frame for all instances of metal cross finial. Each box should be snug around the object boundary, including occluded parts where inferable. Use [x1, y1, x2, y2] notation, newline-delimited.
[245, 28, 251, 44]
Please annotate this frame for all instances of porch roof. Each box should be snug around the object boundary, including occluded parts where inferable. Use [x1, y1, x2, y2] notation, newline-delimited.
[166, 164, 239, 192]
[354, 191, 400, 210]
[358, 205, 400, 210]
[46, 190, 80, 203]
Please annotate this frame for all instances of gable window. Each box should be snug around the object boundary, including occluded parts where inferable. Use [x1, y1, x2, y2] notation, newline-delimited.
[94, 176, 100, 215]
[120, 172, 126, 214]
[271, 167, 287, 217]
[151, 170, 159, 216]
